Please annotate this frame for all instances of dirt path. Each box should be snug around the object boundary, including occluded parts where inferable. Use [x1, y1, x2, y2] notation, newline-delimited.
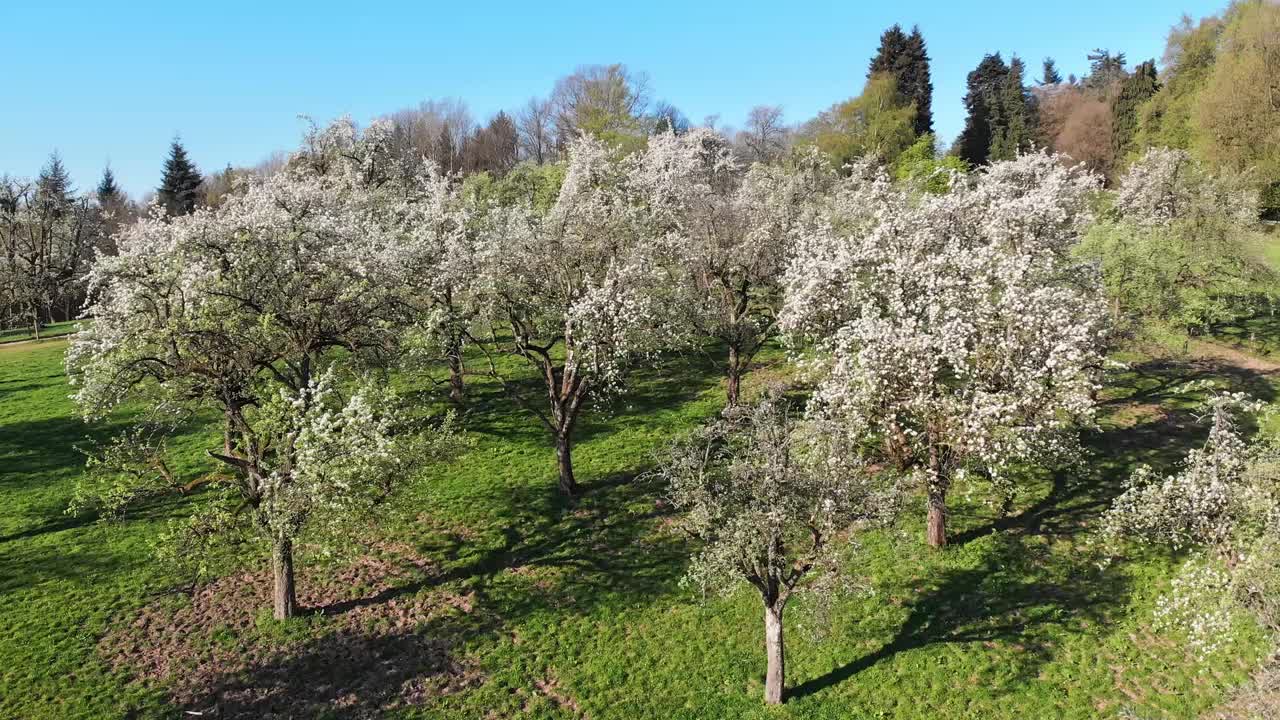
[1188, 339, 1280, 375]
[0, 336, 69, 353]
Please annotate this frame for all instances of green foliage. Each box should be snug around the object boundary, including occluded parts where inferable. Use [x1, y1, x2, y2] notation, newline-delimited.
[868, 24, 934, 136]
[463, 161, 566, 213]
[1079, 215, 1275, 335]
[156, 140, 203, 217]
[1134, 15, 1222, 153]
[957, 53, 1010, 166]
[96, 166, 121, 203]
[1040, 57, 1063, 85]
[808, 73, 917, 169]
[891, 134, 969, 194]
[989, 56, 1037, 162]
[1111, 60, 1160, 174]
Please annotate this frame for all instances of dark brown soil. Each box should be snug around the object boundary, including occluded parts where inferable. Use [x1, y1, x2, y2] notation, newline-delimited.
[100, 541, 484, 718]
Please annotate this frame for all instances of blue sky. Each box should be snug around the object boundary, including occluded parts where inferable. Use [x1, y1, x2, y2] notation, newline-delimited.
[2, 0, 1226, 198]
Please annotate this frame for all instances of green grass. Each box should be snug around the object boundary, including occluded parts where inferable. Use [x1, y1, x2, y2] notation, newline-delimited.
[0, 321, 78, 344]
[0, 339, 1271, 719]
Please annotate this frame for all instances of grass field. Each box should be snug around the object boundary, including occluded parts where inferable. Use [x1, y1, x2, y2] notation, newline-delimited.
[0, 337, 1273, 718]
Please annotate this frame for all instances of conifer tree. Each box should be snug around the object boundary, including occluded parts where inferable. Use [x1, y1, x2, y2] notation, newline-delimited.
[156, 140, 203, 217]
[1110, 60, 1160, 173]
[957, 53, 1010, 166]
[868, 24, 934, 137]
[990, 56, 1037, 161]
[96, 166, 121, 204]
[36, 152, 73, 207]
[1040, 57, 1063, 85]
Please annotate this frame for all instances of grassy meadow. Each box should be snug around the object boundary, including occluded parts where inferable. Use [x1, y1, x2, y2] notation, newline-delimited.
[1, 332, 1275, 719]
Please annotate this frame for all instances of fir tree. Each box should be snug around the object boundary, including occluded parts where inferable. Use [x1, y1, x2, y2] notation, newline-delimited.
[96, 166, 122, 204]
[1040, 57, 1063, 85]
[868, 24, 934, 137]
[157, 139, 203, 217]
[1110, 59, 1160, 173]
[956, 53, 1010, 166]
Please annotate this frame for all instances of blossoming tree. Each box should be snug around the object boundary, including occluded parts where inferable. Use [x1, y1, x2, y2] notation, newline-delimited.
[628, 129, 835, 405]
[1100, 394, 1280, 657]
[67, 119, 456, 620]
[782, 152, 1110, 548]
[468, 135, 676, 496]
[653, 394, 897, 704]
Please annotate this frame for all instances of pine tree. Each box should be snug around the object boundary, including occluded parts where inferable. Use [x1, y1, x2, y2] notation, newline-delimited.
[957, 53, 1010, 166]
[1110, 59, 1160, 173]
[1040, 57, 1063, 85]
[96, 166, 122, 204]
[868, 24, 934, 137]
[157, 139, 203, 217]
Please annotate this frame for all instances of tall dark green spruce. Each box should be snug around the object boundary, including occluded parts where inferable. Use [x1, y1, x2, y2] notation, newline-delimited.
[990, 56, 1037, 161]
[957, 53, 1010, 166]
[157, 139, 203, 217]
[96, 166, 121, 204]
[36, 152, 73, 207]
[868, 24, 934, 136]
[1040, 57, 1063, 85]
[1110, 60, 1160, 172]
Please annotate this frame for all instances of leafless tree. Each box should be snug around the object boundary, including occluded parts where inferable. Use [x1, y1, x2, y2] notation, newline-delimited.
[736, 105, 790, 164]
[517, 97, 556, 164]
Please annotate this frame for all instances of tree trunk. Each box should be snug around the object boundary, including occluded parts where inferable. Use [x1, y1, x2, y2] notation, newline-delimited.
[446, 340, 466, 406]
[555, 432, 577, 496]
[272, 537, 297, 620]
[926, 486, 947, 549]
[764, 604, 786, 705]
[726, 345, 742, 406]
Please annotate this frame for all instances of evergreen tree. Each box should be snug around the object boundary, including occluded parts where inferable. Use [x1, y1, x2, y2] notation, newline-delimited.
[96, 166, 121, 204]
[904, 27, 934, 136]
[36, 152, 73, 205]
[990, 56, 1037, 161]
[956, 53, 1010, 166]
[1085, 48, 1128, 89]
[1040, 57, 1063, 85]
[868, 24, 934, 137]
[157, 139, 203, 217]
[1110, 59, 1160, 173]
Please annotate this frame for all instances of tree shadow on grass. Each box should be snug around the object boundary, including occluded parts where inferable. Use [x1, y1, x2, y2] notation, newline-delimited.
[790, 533, 1127, 701]
[169, 470, 688, 716]
[795, 353, 1267, 701]
[174, 616, 484, 719]
[955, 355, 1278, 546]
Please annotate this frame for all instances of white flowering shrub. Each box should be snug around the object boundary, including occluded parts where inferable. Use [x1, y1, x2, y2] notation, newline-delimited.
[1114, 148, 1259, 229]
[1082, 147, 1274, 334]
[781, 151, 1109, 547]
[653, 393, 899, 704]
[66, 118, 460, 620]
[1102, 393, 1280, 660]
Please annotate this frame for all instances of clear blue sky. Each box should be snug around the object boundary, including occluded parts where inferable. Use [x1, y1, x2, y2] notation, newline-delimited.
[2, 0, 1226, 198]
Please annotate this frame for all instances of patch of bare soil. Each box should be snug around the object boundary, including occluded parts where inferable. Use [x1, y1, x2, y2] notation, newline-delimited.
[1189, 340, 1280, 375]
[100, 542, 484, 718]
